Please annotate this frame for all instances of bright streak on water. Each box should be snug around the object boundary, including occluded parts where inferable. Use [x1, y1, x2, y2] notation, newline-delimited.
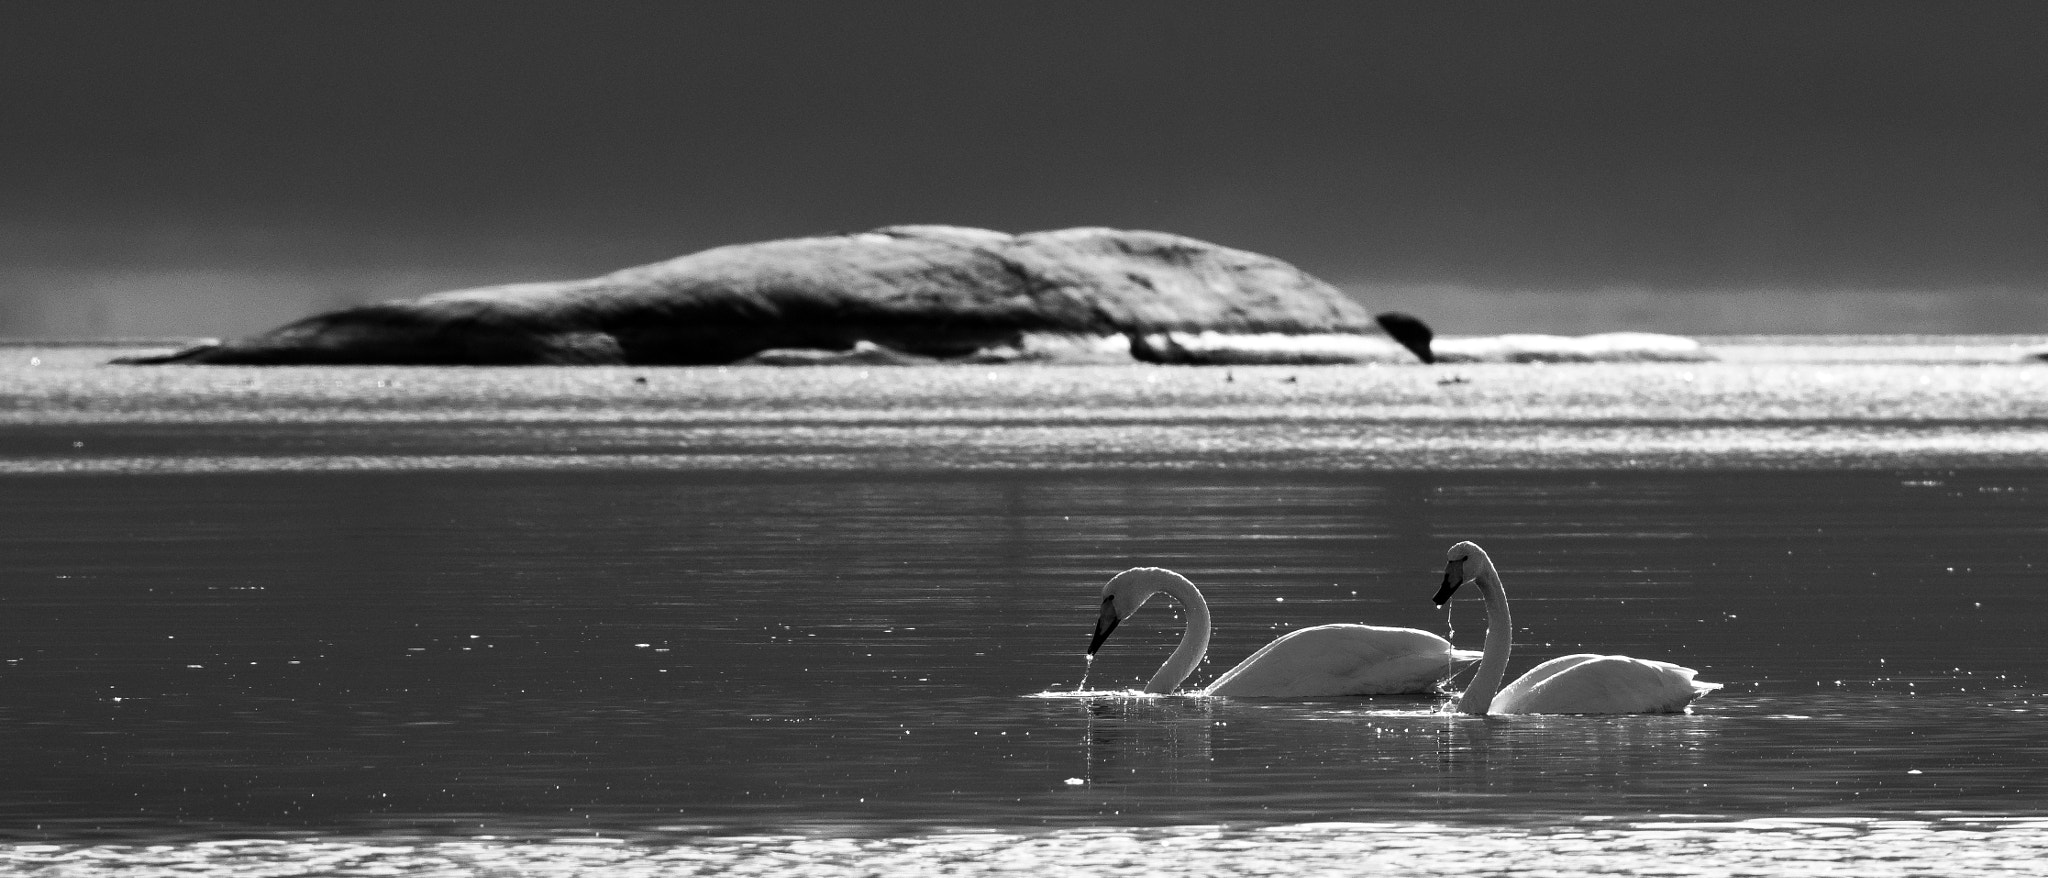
[4, 339, 2048, 473]
[6, 820, 2048, 877]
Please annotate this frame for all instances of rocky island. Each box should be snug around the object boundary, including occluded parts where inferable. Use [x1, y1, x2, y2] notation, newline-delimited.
[120, 225, 1438, 366]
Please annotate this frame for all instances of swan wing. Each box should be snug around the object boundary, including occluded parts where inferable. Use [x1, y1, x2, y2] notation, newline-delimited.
[1492, 654, 1715, 714]
[1203, 624, 1479, 697]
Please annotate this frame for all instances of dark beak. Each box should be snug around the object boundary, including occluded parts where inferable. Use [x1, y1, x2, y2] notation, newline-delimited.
[1432, 559, 1464, 606]
[1087, 596, 1121, 655]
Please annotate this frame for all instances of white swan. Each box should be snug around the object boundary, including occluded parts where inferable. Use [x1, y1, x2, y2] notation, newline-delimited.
[1086, 567, 1481, 697]
[1434, 541, 1720, 715]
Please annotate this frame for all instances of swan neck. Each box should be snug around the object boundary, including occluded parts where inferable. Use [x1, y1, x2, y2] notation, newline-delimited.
[1458, 555, 1513, 715]
[1145, 574, 1212, 694]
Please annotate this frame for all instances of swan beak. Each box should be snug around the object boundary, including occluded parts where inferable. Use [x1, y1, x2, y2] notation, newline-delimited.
[1087, 596, 1121, 656]
[1432, 559, 1465, 606]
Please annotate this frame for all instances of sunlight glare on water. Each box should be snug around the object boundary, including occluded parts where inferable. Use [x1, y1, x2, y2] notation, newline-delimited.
[6, 820, 2048, 877]
[4, 340, 2048, 473]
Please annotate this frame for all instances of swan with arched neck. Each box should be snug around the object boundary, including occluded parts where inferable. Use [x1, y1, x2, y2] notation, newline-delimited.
[1086, 567, 1479, 697]
[1434, 541, 1719, 715]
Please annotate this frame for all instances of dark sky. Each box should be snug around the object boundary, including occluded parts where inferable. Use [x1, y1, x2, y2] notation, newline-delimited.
[5, 1, 2047, 336]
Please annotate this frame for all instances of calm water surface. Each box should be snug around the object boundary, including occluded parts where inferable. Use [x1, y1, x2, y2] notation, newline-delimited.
[2, 346, 2047, 874]
[2, 470, 2046, 873]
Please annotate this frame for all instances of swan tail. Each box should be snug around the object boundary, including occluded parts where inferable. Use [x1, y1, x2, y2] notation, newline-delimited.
[1494, 655, 1720, 714]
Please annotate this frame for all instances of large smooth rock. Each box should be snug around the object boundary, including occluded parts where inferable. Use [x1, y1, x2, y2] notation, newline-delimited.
[121, 225, 1427, 366]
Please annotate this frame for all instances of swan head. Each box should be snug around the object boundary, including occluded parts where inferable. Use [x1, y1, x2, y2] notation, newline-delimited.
[1435, 540, 1491, 606]
[1088, 567, 1189, 656]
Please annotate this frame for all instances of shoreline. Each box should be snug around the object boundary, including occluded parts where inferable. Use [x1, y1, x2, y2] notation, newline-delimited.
[5, 332, 2048, 367]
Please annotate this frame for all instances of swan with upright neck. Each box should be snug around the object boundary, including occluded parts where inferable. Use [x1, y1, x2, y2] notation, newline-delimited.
[1085, 567, 1480, 697]
[1434, 541, 1719, 715]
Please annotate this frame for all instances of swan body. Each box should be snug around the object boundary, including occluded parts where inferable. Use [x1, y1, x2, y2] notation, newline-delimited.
[1087, 567, 1480, 697]
[1434, 541, 1719, 715]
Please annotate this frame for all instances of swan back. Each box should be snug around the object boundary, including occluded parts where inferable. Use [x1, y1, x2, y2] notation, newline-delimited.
[1490, 653, 1717, 715]
[1201, 624, 1480, 697]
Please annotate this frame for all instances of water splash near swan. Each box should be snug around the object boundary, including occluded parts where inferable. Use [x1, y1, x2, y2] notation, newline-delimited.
[1441, 597, 1458, 695]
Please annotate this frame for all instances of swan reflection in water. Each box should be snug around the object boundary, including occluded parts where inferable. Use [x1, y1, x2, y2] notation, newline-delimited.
[1430, 707, 1719, 802]
[1081, 567, 1480, 697]
[1073, 697, 1218, 794]
[1434, 541, 1721, 715]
